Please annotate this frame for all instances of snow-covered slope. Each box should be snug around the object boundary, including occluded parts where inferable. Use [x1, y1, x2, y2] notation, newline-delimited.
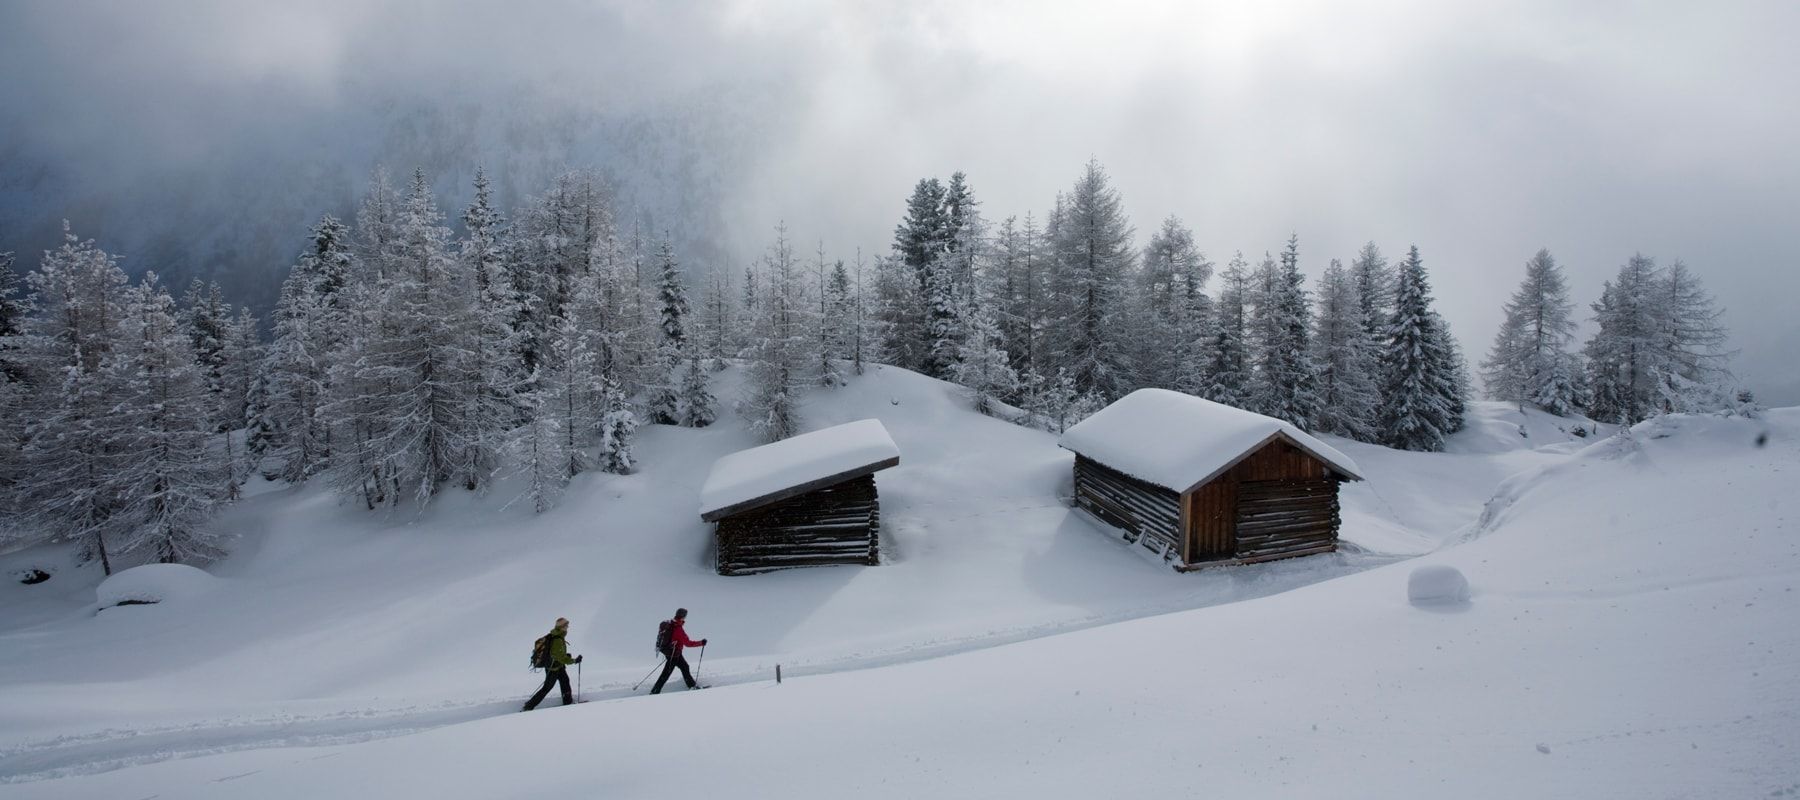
[4, 373, 1791, 798]
[0, 365, 1433, 782]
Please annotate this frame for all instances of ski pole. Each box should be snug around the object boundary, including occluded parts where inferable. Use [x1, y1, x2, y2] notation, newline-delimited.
[632, 657, 664, 691]
[577, 660, 582, 701]
[696, 644, 705, 678]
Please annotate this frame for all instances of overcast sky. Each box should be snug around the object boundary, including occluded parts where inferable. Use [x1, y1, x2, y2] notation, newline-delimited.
[3, 0, 1797, 400]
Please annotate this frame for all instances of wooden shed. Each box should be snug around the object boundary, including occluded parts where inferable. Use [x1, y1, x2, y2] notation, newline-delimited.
[1058, 389, 1364, 570]
[698, 419, 901, 576]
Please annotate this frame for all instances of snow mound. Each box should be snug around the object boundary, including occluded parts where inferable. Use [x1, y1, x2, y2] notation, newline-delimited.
[95, 563, 220, 607]
[1407, 565, 1471, 606]
[1059, 388, 1361, 491]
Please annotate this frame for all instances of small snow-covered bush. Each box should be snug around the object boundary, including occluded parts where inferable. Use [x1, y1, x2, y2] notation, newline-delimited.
[1408, 565, 1471, 606]
[96, 563, 219, 607]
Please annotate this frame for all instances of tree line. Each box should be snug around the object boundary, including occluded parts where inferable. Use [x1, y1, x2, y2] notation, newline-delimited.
[0, 158, 1746, 574]
[864, 160, 1745, 447]
[0, 167, 723, 572]
[866, 160, 1471, 450]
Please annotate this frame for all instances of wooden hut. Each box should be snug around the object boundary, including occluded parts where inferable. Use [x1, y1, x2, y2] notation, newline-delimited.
[699, 419, 901, 576]
[1058, 389, 1364, 570]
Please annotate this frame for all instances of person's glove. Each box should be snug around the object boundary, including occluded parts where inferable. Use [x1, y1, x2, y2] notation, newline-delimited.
[574, 655, 584, 663]
[698, 639, 708, 647]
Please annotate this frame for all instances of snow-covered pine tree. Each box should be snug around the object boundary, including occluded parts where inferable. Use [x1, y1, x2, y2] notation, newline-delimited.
[1350, 241, 1392, 364]
[873, 251, 925, 371]
[1436, 318, 1471, 434]
[942, 171, 980, 306]
[1652, 259, 1735, 414]
[1480, 248, 1579, 414]
[1135, 215, 1211, 393]
[812, 243, 845, 388]
[699, 266, 733, 369]
[1201, 253, 1251, 408]
[889, 178, 948, 374]
[0, 249, 27, 509]
[825, 256, 853, 371]
[1377, 245, 1462, 451]
[1583, 254, 1665, 425]
[457, 167, 525, 491]
[1311, 258, 1378, 440]
[1247, 236, 1321, 429]
[923, 255, 960, 380]
[597, 377, 638, 474]
[679, 349, 717, 427]
[106, 275, 228, 563]
[12, 226, 132, 571]
[0, 249, 23, 376]
[739, 224, 807, 442]
[618, 217, 657, 397]
[354, 167, 404, 282]
[509, 170, 624, 391]
[262, 264, 328, 483]
[952, 301, 1018, 417]
[212, 306, 262, 496]
[514, 380, 569, 514]
[179, 280, 232, 428]
[995, 212, 1046, 384]
[1045, 159, 1136, 401]
[1037, 367, 1079, 434]
[537, 312, 600, 480]
[244, 364, 276, 474]
[647, 236, 689, 424]
[848, 249, 873, 376]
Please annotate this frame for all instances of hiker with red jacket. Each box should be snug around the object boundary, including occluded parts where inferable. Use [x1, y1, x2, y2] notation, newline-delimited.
[651, 607, 707, 694]
[523, 617, 583, 711]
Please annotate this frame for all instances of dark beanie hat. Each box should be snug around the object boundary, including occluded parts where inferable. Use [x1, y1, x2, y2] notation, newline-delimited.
[675, 607, 688, 619]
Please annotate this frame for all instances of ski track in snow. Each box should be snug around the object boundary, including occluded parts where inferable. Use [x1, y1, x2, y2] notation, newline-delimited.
[0, 551, 1409, 784]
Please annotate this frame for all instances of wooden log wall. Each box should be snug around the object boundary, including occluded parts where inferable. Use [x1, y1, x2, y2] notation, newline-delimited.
[715, 475, 881, 576]
[1182, 438, 1342, 567]
[1231, 478, 1339, 563]
[1073, 456, 1183, 560]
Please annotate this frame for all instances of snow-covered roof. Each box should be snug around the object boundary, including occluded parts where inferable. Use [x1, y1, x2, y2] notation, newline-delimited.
[699, 419, 902, 521]
[1058, 389, 1363, 491]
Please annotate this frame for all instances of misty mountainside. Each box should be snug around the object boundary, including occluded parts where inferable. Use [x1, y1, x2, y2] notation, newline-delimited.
[0, 84, 760, 314]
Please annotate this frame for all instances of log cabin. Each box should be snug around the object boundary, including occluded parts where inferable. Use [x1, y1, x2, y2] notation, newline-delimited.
[698, 419, 900, 576]
[1058, 389, 1364, 569]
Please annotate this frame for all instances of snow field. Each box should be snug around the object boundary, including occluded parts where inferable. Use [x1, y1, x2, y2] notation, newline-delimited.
[3, 367, 1789, 796]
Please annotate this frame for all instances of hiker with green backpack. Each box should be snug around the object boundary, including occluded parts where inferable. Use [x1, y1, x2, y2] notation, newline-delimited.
[522, 617, 584, 711]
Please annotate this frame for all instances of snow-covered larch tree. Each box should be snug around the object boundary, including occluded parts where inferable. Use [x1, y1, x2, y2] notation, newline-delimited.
[1480, 248, 1579, 415]
[457, 167, 525, 491]
[739, 224, 807, 442]
[1134, 215, 1211, 394]
[1652, 259, 1735, 414]
[1045, 159, 1136, 400]
[11, 227, 133, 570]
[106, 275, 228, 563]
[1311, 258, 1379, 440]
